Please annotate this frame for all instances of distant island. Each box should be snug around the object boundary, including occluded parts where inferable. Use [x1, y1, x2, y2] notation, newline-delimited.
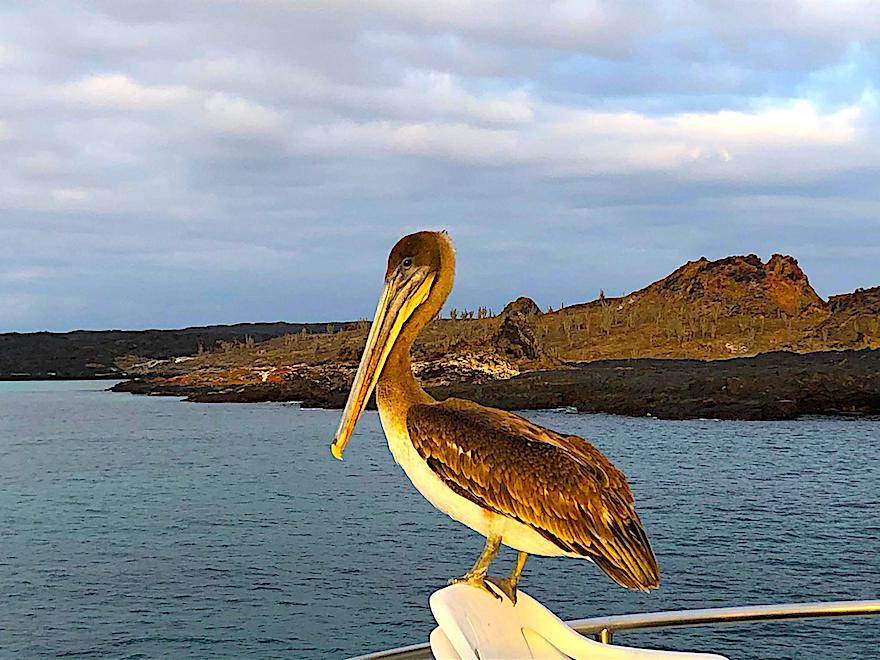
[4, 253, 880, 420]
[0, 321, 352, 380]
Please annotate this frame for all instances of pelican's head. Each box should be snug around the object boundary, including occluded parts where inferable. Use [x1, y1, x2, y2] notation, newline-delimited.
[330, 231, 455, 460]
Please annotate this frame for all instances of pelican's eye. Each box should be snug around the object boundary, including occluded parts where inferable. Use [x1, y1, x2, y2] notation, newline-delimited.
[401, 257, 413, 269]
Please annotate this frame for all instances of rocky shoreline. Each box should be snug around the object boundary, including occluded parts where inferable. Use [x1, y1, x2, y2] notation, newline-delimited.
[112, 348, 880, 421]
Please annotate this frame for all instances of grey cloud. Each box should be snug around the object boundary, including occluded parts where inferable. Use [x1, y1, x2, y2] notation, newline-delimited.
[0, 1, 878, 331]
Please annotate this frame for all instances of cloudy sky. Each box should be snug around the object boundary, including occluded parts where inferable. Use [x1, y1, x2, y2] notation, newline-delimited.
[2, 1, 879, 331]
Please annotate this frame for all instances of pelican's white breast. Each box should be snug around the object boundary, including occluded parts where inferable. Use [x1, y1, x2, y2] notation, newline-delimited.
[377, 405, 570, 558]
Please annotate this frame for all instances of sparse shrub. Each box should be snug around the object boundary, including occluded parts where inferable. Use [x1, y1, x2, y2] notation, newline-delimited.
[599, 301, 614, 335]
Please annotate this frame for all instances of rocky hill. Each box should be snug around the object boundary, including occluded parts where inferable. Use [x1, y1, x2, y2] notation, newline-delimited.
[640, 253, 824, 316]
[109, 253, 880, 419]
[7, 251, 880, 421]
[820, 286, 880, 346]
[539, 253, 876, 361]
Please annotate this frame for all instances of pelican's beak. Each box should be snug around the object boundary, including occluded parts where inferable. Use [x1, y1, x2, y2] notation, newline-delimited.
[331, 266, 434, 460]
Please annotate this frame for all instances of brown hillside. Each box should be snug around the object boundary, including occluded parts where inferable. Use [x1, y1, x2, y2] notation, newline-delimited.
[819, 286, 880, 348]
[116, 253, 879, 392]
[535, 253, 842, 361]
[566, 253, 823, 318]
[631, 253, 824, 316]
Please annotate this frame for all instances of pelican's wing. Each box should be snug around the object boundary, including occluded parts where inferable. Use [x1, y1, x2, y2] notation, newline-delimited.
[406, 398, 660, 591]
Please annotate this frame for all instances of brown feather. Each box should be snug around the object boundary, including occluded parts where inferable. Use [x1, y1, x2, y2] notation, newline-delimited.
[406, 398, 660, 591]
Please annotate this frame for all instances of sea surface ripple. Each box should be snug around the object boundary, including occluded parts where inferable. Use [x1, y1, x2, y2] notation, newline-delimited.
[1, 381, 878, 658]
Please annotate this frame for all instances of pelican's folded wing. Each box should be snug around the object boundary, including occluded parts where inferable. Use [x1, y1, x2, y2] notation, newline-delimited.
[406, 398, 660, 590]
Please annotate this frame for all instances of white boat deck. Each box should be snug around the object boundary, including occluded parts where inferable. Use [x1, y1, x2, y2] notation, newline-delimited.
[353, 594, 880, 660]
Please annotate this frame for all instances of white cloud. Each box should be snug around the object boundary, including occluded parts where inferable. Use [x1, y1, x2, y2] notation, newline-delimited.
[0, 43, 14, 65]
[51, 187, 92, 203]
[202, 92, 283, 136]
[0, 120, 9, 141]
[295, 98, 870, 177]
[671, 102, 859, 146]
[399, 71, 533, 123]
[385, 122, 520, 163]
[187, 56, 533, 126]
[60, 74, 192, 110]
[539, 100, 867, 176]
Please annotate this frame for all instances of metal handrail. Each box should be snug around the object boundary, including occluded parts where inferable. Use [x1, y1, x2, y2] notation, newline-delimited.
[569, 599, 880, 644]
[352, 599, 880, 659]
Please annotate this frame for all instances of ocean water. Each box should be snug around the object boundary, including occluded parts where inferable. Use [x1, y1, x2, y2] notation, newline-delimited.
[1, 380, 878, 659]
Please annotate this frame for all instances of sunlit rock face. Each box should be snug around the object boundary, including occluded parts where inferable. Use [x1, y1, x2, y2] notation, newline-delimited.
[414, 350, 520, 387]
[634, 253, 824, 318]
[501, 297, 541, 319]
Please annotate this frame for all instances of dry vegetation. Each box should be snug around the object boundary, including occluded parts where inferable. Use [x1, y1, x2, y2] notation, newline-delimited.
[118, 254, 880, 388]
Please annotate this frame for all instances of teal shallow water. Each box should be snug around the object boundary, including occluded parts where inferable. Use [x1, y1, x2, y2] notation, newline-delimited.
[1, 380, 878, 658]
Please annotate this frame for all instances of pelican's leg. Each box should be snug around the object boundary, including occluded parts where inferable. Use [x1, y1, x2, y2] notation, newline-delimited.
[487, 551, 528, 604]
[448, 535, 502, 600]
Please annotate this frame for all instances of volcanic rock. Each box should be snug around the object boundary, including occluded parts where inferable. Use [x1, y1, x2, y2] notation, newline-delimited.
[492, 316, 541, 360]
[501, 296, 541, 319]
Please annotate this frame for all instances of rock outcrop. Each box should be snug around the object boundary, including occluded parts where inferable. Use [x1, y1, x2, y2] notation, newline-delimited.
[113, 349, 880, 420]
[501, 296, 541, 319]
[628, 253, 824, 317]
[492, 316, 541, 360]
[112, 252, 879, 414]
[819, 286, 880, 347]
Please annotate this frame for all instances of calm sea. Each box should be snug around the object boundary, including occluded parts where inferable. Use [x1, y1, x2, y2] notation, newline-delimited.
[1, 380, 878, 659]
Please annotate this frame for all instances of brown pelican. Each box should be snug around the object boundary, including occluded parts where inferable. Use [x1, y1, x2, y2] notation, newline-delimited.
[331, 231, 659, 602]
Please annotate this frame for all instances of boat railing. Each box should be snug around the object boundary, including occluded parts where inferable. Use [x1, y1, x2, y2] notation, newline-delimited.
[352, 599, 880, 659]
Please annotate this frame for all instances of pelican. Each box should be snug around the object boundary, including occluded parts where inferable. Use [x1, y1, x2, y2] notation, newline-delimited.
[331, 231, 659, 602]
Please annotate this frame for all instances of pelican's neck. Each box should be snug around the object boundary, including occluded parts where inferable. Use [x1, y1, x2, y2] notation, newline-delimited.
[376, 334, 431, 420]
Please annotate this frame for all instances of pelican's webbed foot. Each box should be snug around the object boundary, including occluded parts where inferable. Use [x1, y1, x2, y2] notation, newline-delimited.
[485, 575, 518, 604]
[487, 551, 529, 605]
[448, 573, 502, 601]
